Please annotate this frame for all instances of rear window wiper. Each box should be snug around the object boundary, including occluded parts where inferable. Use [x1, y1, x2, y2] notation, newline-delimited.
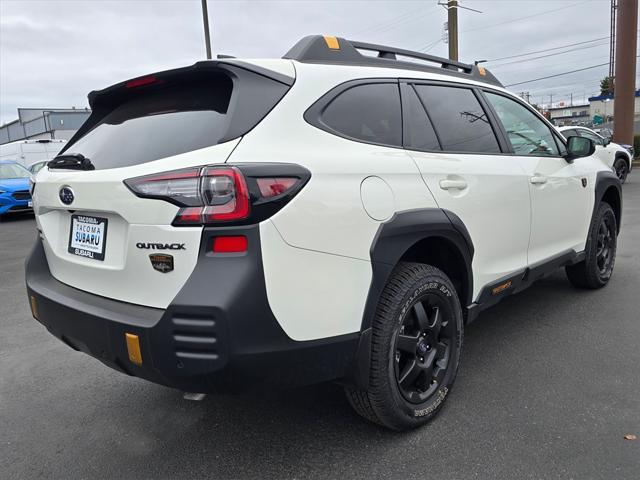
[48, 153, 95, 171]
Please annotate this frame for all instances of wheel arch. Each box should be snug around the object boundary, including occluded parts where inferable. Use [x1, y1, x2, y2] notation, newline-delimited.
[346, 208, 474, 390]
[615, 150, 631, 169]
[595, 170, 622, 233]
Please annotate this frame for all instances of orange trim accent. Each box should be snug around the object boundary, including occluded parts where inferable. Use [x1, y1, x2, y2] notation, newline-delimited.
[30, 295, 39, 320]
[323, 35, 340, 50]
[478, 66, 487, 76]
[125, 333, 143, 366]
[491, 281, 512, 295]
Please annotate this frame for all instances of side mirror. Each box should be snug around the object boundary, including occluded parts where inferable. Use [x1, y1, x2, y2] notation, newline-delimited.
[566, 136, 595, 161]
[602, 138, 611, 147]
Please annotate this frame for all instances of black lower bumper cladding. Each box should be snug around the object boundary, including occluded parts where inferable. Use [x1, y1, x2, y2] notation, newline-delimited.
[25, 226, 358, 393]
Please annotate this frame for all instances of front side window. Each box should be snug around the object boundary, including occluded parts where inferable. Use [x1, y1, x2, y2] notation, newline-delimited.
[485, 92, 559, 156]
[578, 129, 605, 146]
[320, 83, 402, 147]
[562, 129, 578, 138]
[414, 84, 501, 153]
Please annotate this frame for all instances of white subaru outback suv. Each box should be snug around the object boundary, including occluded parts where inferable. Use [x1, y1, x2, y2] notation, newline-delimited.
[557, 125, 633, 183]
[26, 36, 622, 431]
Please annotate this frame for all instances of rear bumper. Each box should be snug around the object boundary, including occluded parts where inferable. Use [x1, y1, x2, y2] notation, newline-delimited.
[25, 226, 358, 393]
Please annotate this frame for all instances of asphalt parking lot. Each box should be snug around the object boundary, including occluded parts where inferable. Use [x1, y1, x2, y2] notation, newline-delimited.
[1, 176, 639, 480]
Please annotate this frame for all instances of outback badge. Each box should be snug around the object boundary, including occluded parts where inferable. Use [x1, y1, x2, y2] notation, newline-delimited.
[149, 254, 174, 273]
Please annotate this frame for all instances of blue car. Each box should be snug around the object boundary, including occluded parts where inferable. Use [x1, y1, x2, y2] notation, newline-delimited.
[0, 160, 33, 216]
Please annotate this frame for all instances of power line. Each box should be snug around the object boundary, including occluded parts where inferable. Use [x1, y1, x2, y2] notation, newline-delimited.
[486, 36, 609, 62]
[505, 57, 638, 88]
[416, 1, 592, 55]
[505, 62, 611, 87]
[490, 41, 609, 68]
[463, 0, 590, 33]
[352, 7, 423, 36]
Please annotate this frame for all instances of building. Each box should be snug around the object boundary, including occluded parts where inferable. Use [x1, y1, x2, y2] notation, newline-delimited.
[548, 103, 591, 126]
[0, 107, 91, 145]
[588, 90, 640, 125]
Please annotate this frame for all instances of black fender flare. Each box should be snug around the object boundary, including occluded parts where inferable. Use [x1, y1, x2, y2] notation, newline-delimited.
[594, 170, 622, 233]
[346, 208, 474, 389]
[614, 150, 631, 169]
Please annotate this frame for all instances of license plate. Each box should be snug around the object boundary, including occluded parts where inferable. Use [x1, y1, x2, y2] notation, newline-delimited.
[28, 201, 33, 208]
[68, 215, 108, 261]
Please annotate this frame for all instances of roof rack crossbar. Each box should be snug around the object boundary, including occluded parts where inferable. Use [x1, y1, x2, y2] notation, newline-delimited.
[282, 35, 504, 88]
[348, 40, 473, 73]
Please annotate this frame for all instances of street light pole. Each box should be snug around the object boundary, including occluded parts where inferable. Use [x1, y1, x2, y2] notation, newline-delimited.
[201, 0, 212, 59]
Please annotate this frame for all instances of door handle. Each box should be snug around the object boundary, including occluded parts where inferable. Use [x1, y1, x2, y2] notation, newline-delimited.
[439, 179, 468, 190]
[530, 175, 548, 185]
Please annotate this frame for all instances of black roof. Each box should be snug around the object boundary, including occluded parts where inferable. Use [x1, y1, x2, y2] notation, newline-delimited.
[283, 35, 503, 88]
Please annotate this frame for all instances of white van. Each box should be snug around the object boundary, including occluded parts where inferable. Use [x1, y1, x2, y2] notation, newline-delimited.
[0, 139, 66, 168]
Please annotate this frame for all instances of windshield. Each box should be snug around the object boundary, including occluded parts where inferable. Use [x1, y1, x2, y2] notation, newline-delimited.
[0, 163, 31, 179]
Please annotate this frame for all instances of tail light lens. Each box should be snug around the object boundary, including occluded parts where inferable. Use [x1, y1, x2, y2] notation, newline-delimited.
[124, 164, 309, 226]
[256, 178, 298, 198]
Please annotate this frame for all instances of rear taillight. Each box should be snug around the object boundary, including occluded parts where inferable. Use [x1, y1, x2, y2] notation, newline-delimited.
[256, 178, 298, 198]
[124, 164, 310, 226]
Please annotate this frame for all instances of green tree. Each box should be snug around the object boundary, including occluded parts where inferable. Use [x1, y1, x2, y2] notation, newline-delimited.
[600, 76, 614, 95]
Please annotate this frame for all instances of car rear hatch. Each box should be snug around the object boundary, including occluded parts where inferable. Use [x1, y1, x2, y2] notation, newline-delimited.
[32, 60, 294, 309]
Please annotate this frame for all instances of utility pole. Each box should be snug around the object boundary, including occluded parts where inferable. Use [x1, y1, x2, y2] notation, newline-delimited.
[201, 0, 212, 59]
[609, 0, 618, 94]
[613, 0, 638, 145]
[438, 1, 482, 61]
[448, 0, 459, 61]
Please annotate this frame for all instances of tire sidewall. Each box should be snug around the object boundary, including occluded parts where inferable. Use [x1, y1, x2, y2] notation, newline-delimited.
[381, 273, 463, 425]
[614, 157, 628, 183]
[586, 204, 617, 285]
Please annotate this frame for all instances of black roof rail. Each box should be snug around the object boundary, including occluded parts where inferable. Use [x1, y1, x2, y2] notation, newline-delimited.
[283, 35, 503, 88]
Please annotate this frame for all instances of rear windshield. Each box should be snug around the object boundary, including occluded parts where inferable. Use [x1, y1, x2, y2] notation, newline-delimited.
[65, 68, 290, 170]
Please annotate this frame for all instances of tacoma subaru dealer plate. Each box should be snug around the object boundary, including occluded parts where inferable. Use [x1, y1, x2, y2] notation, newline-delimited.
[68, 214, 108, 261]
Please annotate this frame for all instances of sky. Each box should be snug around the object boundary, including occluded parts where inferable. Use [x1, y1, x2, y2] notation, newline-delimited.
[0, 0, 637, 124]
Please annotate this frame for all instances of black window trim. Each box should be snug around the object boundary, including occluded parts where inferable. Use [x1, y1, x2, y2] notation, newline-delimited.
[478, 87, 569, 160]
[303, 78, 404, 150]
[399, 82, 443, 151]
[399, 78, 509, 156]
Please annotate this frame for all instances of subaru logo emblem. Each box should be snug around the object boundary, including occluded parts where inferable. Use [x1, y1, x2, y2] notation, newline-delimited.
[59, 186, 74, 205]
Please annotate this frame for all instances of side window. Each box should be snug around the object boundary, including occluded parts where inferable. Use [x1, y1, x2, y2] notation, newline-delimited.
[484, 92, 560, 156]
[414, 84, 501, 153]
[320, 83, 401, 147]
[402, 85, 441, 151]
[578, 129, 604, 146]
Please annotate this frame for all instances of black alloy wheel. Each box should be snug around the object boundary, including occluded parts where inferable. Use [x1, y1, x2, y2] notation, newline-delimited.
[565, 202, 617, 289]
[614, 158, 628, 183]
[345, 263, 463, 430]
[393, 294, 455, 404]
[595, 213, 616, 280]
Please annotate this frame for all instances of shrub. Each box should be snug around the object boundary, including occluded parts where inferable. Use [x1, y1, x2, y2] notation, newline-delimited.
[634, 134, 640, 158]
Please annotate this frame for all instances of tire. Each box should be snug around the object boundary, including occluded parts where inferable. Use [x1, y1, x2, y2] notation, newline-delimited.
[345, 262, 463, 431]
[565, 202, 617, 289]
[613, 157, 629, 184]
